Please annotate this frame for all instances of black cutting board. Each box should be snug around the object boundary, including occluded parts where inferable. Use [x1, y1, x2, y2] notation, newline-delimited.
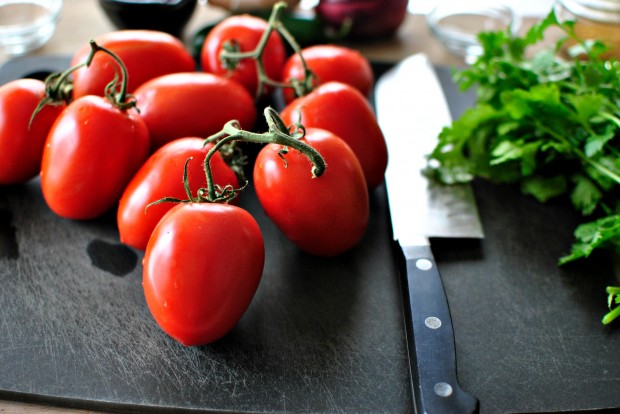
[1, 56, 619, 414]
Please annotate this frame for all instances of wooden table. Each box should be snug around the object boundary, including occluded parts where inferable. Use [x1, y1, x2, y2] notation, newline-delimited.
[0, 1, 520, 412]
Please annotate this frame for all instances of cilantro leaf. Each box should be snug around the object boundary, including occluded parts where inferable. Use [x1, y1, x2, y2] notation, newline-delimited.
[570, 174, 602, 215]
[521, 175, 567, 202]
[558, 215, 620, 264]
[603, 286, 620, 325]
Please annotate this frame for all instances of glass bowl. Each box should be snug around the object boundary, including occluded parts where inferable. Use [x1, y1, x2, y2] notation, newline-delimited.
[427, 1, 521, 64]
[0, 0, 63, 56]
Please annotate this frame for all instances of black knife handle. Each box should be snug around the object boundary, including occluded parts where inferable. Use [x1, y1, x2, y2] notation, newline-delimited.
[399, 244, 478, 414]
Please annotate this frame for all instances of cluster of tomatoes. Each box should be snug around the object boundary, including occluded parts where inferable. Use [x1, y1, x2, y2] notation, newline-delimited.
[0, 5, 388, 346]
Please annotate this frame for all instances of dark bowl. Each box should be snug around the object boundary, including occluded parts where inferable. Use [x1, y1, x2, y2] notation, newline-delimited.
[98, 0, 198, 38]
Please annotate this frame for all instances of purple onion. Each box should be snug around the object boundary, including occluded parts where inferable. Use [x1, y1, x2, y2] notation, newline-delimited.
[316, 0, 408, 39]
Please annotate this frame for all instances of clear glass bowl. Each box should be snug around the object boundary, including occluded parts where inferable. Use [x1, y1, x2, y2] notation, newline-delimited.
[0, 0, 63, 56]
[427, 1, 521, 64]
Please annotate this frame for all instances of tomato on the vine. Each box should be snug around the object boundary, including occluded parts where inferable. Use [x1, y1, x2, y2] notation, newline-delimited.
[280, 82, 387, 189]
[118, 137, 240, 251]
[143, 202, 265, 346]
[40, 95, 150, 220]
[70, 30, 195, 99]
[133, 72, 257, 151]
[200, 14, 286, 97]
[0, 79, 65, 185]
[281, 44, 374, 103]
[253, 127, 369, 257]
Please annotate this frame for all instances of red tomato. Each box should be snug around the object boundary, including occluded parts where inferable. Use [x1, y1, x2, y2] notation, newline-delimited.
[143, 202, 264, 346]
[70, 30, 196, 99]
[281, 44, 374, 103]
[280, 82, 388, 189]
[40, 96, 150, 220]
[118, 137, 240, 251]
[0, 79, 65, 185]
[133, 72, 257, 151]
[200, 14, 286, 97]
[253, 127, 369, 256]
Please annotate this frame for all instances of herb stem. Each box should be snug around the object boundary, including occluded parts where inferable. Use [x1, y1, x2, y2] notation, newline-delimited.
[601, 112, 620, 129]
[538, 123, 620, 185]
[602, 304, 620, 325]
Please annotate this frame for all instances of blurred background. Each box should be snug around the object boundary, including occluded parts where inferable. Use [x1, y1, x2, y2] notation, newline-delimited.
[0, 0, 558, 66]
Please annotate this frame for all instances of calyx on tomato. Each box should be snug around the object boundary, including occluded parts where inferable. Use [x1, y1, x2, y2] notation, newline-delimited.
[30, 73, 73, 126]
[30, 60, 81, 127]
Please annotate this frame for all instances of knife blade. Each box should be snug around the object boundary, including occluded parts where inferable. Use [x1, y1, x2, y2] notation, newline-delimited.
[375, 54, 483, 414]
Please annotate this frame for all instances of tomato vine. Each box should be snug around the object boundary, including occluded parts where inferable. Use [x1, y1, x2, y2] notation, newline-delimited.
[149, 107, 326, 206]
[85, 40, 138, 112]
[218, 1, 317, 99]
[34, 39, 139, 122]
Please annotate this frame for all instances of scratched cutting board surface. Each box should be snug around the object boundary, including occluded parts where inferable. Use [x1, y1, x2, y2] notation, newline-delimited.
[1, 56, 619, 414]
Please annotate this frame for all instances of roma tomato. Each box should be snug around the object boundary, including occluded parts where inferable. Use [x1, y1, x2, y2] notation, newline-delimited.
[70, 30, 195, 99]
[0, 79, 65, 185]
[200, 14, 286, 96]
[253, 127, 369, 257]
[280, 82, 388, 189]
[281, 44, 374, 103]
[133, 72, 257, 151]
[40, 95, 150, 220]
[118, 137, 240, 251]
[143, 202, 265, 346]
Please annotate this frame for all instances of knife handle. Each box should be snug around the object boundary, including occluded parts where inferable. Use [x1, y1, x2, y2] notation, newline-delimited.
[399, 244, 479, 414]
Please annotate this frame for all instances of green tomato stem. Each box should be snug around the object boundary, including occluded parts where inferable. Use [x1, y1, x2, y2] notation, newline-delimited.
[201, 107, 326, 202]
[271, 6, 316, 98]
[218, 1, 316, 99]
[29, 61, 84, 127]
[33, 38, 136, 125]
[203, 133, 238, 202]
[86, 40, 135, 111]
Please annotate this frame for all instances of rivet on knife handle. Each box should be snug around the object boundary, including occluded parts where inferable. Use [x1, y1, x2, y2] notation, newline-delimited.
[401, 244, 478, 414]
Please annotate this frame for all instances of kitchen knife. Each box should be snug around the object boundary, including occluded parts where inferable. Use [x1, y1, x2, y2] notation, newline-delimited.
[375, 54, 483, 414]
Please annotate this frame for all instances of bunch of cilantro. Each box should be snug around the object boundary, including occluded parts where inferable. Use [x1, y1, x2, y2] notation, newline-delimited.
[425, 10, 620, 324]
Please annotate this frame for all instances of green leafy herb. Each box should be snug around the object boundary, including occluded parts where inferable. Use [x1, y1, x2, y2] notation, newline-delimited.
[425, 10, 620, 324]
